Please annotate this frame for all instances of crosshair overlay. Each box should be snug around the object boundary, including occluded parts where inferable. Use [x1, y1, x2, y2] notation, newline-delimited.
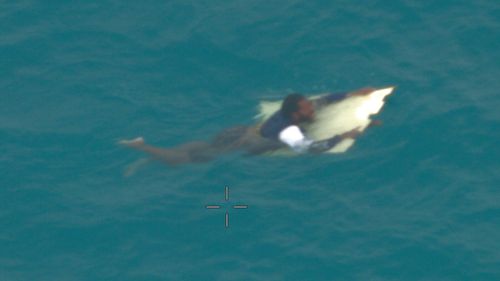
[205, 186, 248, 228]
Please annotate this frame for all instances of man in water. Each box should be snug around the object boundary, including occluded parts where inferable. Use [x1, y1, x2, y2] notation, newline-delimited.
[119, 88, 375, 166]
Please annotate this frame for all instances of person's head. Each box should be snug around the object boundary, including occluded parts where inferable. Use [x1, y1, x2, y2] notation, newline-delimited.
[281, 93, 315, 123]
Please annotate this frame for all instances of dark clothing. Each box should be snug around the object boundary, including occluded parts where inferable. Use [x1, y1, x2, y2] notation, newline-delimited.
[211, 126, 250, 149]
[259, 92, 348, 141]
[259, 109, 293, 140]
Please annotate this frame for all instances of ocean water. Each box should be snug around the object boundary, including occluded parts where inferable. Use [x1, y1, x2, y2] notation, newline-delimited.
[1, 1, 499, 280]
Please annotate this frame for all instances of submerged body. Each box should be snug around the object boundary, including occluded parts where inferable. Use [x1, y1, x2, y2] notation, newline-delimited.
[119, 87, 392, 168]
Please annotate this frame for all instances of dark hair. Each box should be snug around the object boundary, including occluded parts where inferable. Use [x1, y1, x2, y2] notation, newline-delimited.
[281, 93, 305, 120]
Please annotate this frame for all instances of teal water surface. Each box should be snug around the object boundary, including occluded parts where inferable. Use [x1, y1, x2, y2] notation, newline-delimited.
[1, 1, 499, 280]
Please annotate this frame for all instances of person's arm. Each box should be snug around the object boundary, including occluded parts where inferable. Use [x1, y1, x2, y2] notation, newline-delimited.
[307, 135, 345, 153]
[314, 88, 376, 109]
[313, 92, 349, 108]
[278, 126, 361, 154]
